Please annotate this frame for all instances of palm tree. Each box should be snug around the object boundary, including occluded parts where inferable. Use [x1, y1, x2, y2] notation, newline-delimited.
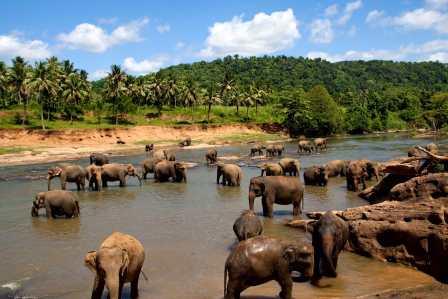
[0, 62, 8, 108]
[149, 74, 166, 115]
[62, 72, 89, 124]
[229, 86, 241, 115]
[241, 91, 254, 118]
[9, 56, 30, 125]
[28, 61, 60, 129]
[183, 78, 199, 109]
[165, 77, 179, 108]
[253, 86, 267, 116]
[105, 65, 127, 125]
[203, 83, 222, 123]
[218, 72, 233, 105]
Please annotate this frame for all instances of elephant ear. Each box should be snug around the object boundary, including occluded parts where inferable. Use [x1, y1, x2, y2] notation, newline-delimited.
[84, 251, 97, 273]
[283, 246, 297, 264]
[121, 249, 129, 277]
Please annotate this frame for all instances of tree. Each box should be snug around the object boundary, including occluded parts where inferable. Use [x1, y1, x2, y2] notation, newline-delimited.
[149, 74, 166, 115]
[104, 65, 127, 125]
[424, 92, 448, 131]
[165, 77, 179, 108]
[203, 84, 221, 123]
[62, 72, 89, 123]
[182, 78, 199, 109]
[9, 57, 30, 125]
[280, 88, 313, 136]
[0, 62, 8, 108]
[306, 85, 342, 135]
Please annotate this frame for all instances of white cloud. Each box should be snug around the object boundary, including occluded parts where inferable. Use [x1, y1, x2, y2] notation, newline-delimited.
[427, 51, 448, 62]
[337, 0, 362, 25]
[425, 0, 448, 10]
[58, 17, 149, 53]
[0, 33, 51, 60]
[366, 10, 385, 23]
[156, 24, 171, 33]
[89, 69, 108, 80]
[123, 56, 167, 75]
[325, 4, 339, 17]
[98, 17, 117, 25]
[199, 9, 300, 57]
[307, 48, 406, 62]
[310, 19, 334, 43]
[393, 8, 448, 33]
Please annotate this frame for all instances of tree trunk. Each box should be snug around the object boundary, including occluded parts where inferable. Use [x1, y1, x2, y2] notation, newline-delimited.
[236, 103, 239, 115]
[40, 100, 45, 130]
[207, 103, 212, 123]
[21, 95, 27, 125]
[246, 106, 249, 117]
[255, 101, 258, 115]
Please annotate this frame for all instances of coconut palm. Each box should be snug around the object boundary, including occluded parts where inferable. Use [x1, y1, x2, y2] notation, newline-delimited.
[165, 77, 179, 108]
[149, 74, 166, 115]
[0, 62, 8, 108]
[104, 65, 127, 125]
[9, 56, 30, 125]
[203, 83, 222, 123]
[62, 72, 89, 123]
[183, 78, 199, 109]
[218, 72, 234, 105]
[241, 91, 254, 118]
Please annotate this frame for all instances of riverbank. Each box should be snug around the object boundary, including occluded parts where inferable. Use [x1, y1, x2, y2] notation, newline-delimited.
[0, 124, 288, 166]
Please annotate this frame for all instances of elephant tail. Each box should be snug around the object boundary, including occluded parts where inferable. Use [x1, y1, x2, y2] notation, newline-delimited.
[141, 270, 149, 281]
[224, 263, 228, 297]
[75, 201, 80, 216]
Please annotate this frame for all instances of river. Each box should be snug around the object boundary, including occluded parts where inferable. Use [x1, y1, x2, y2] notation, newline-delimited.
[0, 134, 445, 298]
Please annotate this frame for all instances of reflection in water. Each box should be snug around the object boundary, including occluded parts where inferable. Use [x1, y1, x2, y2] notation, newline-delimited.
[0, 134, 444, 298]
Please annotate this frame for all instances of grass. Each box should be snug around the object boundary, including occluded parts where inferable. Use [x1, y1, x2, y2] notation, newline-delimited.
[0, 146, 33, 155]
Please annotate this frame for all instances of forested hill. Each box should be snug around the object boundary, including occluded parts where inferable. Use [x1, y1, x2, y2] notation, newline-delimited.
[158, 56, 448, 94]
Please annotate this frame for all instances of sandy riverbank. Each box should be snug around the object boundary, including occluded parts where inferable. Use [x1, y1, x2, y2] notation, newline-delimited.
[0, 124, 287, 166]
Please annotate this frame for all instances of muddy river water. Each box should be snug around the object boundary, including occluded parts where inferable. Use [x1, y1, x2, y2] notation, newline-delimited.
[0, 134, 446, 299]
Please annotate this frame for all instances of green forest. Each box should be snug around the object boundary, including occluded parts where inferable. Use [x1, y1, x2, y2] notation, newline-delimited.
[1, 55, 448, 136]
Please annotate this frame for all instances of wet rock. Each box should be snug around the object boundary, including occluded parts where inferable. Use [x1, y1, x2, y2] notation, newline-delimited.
[390, 173, 448, 201]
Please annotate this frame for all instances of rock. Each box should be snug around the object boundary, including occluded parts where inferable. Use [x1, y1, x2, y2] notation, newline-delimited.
[390, 173, 448, 201]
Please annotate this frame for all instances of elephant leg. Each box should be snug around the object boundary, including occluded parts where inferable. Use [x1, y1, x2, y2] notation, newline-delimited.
[262, 196, 274, 218]
[91, 276, 105, 299]
[293, 200, 300, 216]
[225, 279, 243, 299]
[45, 204, 53, 219]
[131, 275, 139, 298]
[61, 180, 66, 190]
[119, 176, 126, 187]
[277, 276, 293, 299]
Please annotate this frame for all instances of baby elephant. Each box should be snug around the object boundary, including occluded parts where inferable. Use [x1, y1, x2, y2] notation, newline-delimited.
[259, 162, 283, 176]
[217, 163, 242, 186]
[179, 137, 192, 147]
[31, 190, 80, 218]
[154, 160, 187, 182]
[85, 232, 146, 299]
[224, 236, 314, 299]
[205, 148, 218, 165]
[233, 210, 263, 241]
[310, 211, 348, 282]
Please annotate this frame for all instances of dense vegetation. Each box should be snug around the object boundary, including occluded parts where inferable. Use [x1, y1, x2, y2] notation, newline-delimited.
[0, 55, 448, 135]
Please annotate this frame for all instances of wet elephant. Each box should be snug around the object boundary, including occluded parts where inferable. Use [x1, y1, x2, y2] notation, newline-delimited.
[314, 138, 327, 152]
[154, 160, 187, 182]
[274, 144, 285, 156]
[84, 232, 146, 299]
[224, 236, 313, 299]
[85, 164, 102, 191]
[259, 162, 284, 176]
[279, 158, 301, 176]
[303, 166, 328, 186]
[310, 211, 348, 282]
[298, 140, 314, 153]
[248, 176, 304, 218]
[325, 160, 350, 177]
[142, 158, 163, 179]
[165, 151, 176, 161]
[346, 160, 368, 191]
[101, 164, 142, 187]
[250, 144, 264, 156]
[206, 148, 218, 165]
[232, 210, 263, 241]
[179, 137, 192, 147]
[31, 190, 80, 218]
[90, 153, 110, 166]
[265, 144, 276, 157]
[47, 164, 87, 191]
[217, 163, 242, 186]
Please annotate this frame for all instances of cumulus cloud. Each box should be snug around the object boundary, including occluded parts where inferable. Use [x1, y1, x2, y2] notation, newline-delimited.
[123, 56, 167, 75]
[199, 9, 300, 57]
[0, 33, 51, 60]
[58, 17, 149, 52]
[337, 0, 362, 25]
[310, 19, 334, 43]
[156, 24, 170, 33]
[89, 69, 108, 81]
[325, 4, 339, 17]
[307, 49, 407, 62]
[393, 8, 448, 34]
[425, 0, 448, 10]
[97, 17, 117, 25]
[427, 51, 448, 62]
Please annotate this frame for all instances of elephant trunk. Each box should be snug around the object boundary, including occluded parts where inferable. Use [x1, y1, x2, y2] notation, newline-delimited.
[135, 174, 142, 186]
[216, 170, 221, 184]
[248, 191, 256, 211]
[322, 235, 337, 277]
[105, 273, 120, 299]
[31, 205, 38, 217]
[47, 176, 52, 191]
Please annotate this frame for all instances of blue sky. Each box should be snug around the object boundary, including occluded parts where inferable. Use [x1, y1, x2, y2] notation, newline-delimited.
[1, 0, 448, 79]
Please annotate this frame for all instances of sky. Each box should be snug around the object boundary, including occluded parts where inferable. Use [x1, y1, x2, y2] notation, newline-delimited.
[1, 0, 448, 79]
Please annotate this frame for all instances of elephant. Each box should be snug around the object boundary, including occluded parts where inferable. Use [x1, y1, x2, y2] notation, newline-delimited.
[310, 211, 348, 281]
[206, 148, 218, 165]
[154, 160, 187, 182]
[84, 232, 146, 299]
[151, 149, 168, 161]
[164, 151, 176, 161]
[31, 190, 80, 218]
[145, 144, 154, 152]
[278, 158, 301, 176]
[85, 164, 102, 191]
[217, 163, 242, 186]
[179, 137, 192, 147]
[259, 163, 284, 176]
[274, 144, 285, 156]
[250, 144, 264, 157]
[265, 144, 276, 157]
[224, 236, 314, 299]
[47, 164, 87, 191]
[325, 160, 350, 177]
[298, 140, 314, 153]
[408, 147, 424, 157]
[141, 158, 164, 179]
[314, 138, 327, 152]
[346, 160, 368, 191]
[101, 164, 142, 187]
[303, 166, 329, 186]
[248, 176, 304, 218]
[233, 210, 263, 241]
[90, 153, 110, 166]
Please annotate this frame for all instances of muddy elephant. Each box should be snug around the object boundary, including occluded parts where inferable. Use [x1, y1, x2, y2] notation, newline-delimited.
[154, 160, 187, 182]
[298, 140, 314, 153]
[217, 163, 242, 186]
[259, 163, 284, 176]
[233, 210, 263, 241]
[165, 151, 176, 161]
[279, 158, 301, 176]
[248, 176, 304, 218]
[265, 144, 276, 157]
[90, 153, 110, 166]
[142, 158, 163, 179]
[31, 190, 80, 218]
[314, 138, 327, 152]
[325, 160, 350, 177]
[179, 137, 192, 147]
[310, 211, 348, 282]
[303, 166, 328, 186]
[206, 148, 218, 165]
[85, 164, 102, 191]
[274, 144, 285, 156]
[250, 144, 264, 156]
[47, 164, 87, 191]
[101, 164, 142, 187]
[346, 161, 368, 192]
[85, 232, 146, 299]
[224, 236, 313, 299]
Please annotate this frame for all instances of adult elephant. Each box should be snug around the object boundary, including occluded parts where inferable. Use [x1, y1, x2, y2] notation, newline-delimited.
[217, 163, 242, 186]
[346, 160, 368, 191]
[265, 144, 276, 157]
[310, 211, 348, 282]
[141, 158, 163, 179]
[224, 236, 313, 299]
[31, 190, 80, 218]
[164, 151, 176, 161]
[154, 160, 187, 182]
[303, 166, 328, 186]
[279, 158, 301, 176]
[47, 164, 87, 191]
[274, 144, 285, 156]
[314, 138, 327, 152]
[233, 210, 263, 241]
[298, 140, 314, 153]
[250, 144, 264, 157]
[248, 176, 304, 218]
[259, 163, 283, 176]
[84, 232, 146, 299]
[85, 164, 102, 191]
[101, 164, 142, 187]
[151, 149, 167, 160]
[206, 148, 218, 165]
[325, 160, 350, 177]
[89, 153, 110, 166]
[179, 137, 192, 147]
